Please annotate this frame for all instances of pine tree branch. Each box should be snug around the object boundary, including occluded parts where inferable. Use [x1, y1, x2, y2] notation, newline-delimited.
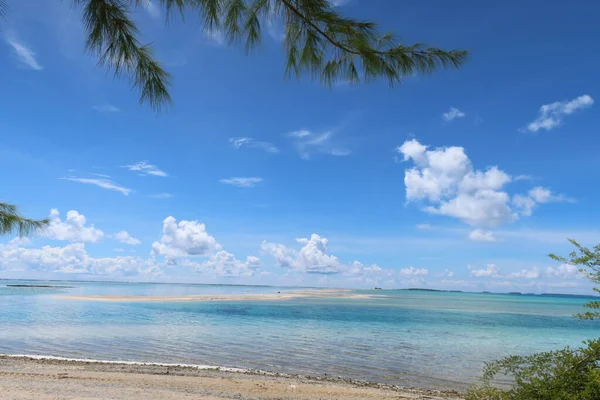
[0, 203, 50, 237]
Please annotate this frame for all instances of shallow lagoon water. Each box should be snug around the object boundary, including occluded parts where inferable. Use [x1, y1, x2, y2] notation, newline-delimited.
[1, 280, 598, 389]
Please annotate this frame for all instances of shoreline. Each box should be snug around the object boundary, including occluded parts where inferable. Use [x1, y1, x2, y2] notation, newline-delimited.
[0, 354, 464, 400]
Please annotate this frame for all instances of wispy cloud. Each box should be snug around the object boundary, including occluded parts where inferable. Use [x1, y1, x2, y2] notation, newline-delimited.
[205, 28, 225, 46]
[124, 161, 168, 177]
[90, 173, 111, 178]
[150, 192, 173, 199]
[514, 175, 534, 181]
[229, 137, 279, 153]
[220, 177, 263, 188]
[141, 0, 161, 19]
[287, 129, 351, 159]
[60, 177, 133, 196]
[5, 37, 43, 70]
[442, 107, 466, 121]
[526, 94, 594, 132]
[92, 104, 120, 113]
[468, 229, 497, 242]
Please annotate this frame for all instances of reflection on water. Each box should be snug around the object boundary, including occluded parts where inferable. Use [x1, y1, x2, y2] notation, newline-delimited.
[1, 280, 598, 390]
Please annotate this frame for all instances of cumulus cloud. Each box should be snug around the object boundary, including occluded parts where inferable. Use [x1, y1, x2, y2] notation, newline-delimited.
[229, 137, 279, 153]
[526, 95, 593, 132]
[43, 209, 104, 243]
[0, 242, 160, 276]
[442, 107, 466, 121]
[399, 266, 429, 276]
[124, 161, 168, 177]
[468, 229, 497, 242]
[193, 251, 261, 277]
[435, 269, 455, 278]
[397, 139, 572, 228]
[60, 176, 133, 196]
[5, 37, 43, 70]
[470, 264, 501, 278]
[262, 234, 344, 274]
[509, 267, 541, 279]
[287, 129, 350, 159]
[261, 234, 392, 279]
[151, 216, 220, 259]
[545, 264, 580, 279]
[220, 177, 263, 188]
[114, 231, 141, 245]
[513, 187, 574, 216]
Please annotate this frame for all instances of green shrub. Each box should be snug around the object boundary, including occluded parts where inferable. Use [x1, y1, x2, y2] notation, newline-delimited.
[467, 239, 600, 399]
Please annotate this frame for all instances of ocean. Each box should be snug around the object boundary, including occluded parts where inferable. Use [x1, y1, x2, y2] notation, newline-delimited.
[1, 280, 598, 390]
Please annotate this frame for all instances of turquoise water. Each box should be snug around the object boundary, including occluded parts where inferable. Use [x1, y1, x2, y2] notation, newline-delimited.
[1, 280, 599, 390]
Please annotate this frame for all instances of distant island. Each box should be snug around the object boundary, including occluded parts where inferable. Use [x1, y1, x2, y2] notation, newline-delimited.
[6, 285, 74, 288]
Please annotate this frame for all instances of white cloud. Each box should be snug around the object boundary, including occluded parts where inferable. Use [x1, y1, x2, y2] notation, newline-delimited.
[468, 229, 497, 242]
[399, 266, 429, 277]
[141, 0, 161, 19]
[438, 269, 454, 278]
[416, 223, 431, 230]
[262, 234, 344, 274]
[470, 264, 501, 278]
[114, 231, 141, 246]
[124, 161, 168, 177]
[442, 107, 466, 121]
[287, 129, 350, 159]
[0, 242, 160, 276]
[150, 193, 173, 199]
[43, 209, 104, 243]
[526, 95, 593, 132]
[220, 177, 263, 188]
[92, 104, 120, 113]
[193, 251, 261, 277]
[397, 139, 572, 228]
[5, 37, 43, 70]
[513, 187, 574, 216]
[60, 176, 133, 196]
[151, 216, 220, 259]
[545, 264, 580, 279]
[509, 267, 541, 279]
[229, 137, 279, 153]
[528, 186, 574, 204]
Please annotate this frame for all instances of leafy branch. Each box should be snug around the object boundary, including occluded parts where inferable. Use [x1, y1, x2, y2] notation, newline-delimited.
[2, 0, 468, 110]
[0, 203, 49, 237]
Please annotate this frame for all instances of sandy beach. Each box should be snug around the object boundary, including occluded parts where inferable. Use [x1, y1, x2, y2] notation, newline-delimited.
[55, 289, 377, 302]
[0, 356, 463, 400]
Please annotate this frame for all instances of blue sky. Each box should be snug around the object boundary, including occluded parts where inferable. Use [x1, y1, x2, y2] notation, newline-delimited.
[1, 0, 599, 293]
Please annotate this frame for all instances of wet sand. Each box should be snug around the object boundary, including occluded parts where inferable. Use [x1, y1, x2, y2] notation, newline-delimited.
[0, 356, 463, 400]
[56, 289, 377, 302]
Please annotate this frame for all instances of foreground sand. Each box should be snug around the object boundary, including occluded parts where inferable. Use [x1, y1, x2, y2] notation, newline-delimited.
[56, 289, 377, 303]
[0, 356, 464, 400]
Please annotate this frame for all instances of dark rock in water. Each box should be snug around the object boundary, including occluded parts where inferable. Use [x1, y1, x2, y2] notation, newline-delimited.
[6, 284, 74, 288]
[374, 287, 382, 290]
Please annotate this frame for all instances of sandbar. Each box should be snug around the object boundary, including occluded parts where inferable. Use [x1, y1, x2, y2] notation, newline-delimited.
[55, 289, 378, 302]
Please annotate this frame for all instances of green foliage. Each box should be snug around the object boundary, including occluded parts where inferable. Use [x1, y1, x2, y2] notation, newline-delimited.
[0, 203, 49, 237]
[2, 0, 467, 110]
[550, 239, 600, 320]
[465, 340, 600, 400]
[467, 239, 600, 399]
